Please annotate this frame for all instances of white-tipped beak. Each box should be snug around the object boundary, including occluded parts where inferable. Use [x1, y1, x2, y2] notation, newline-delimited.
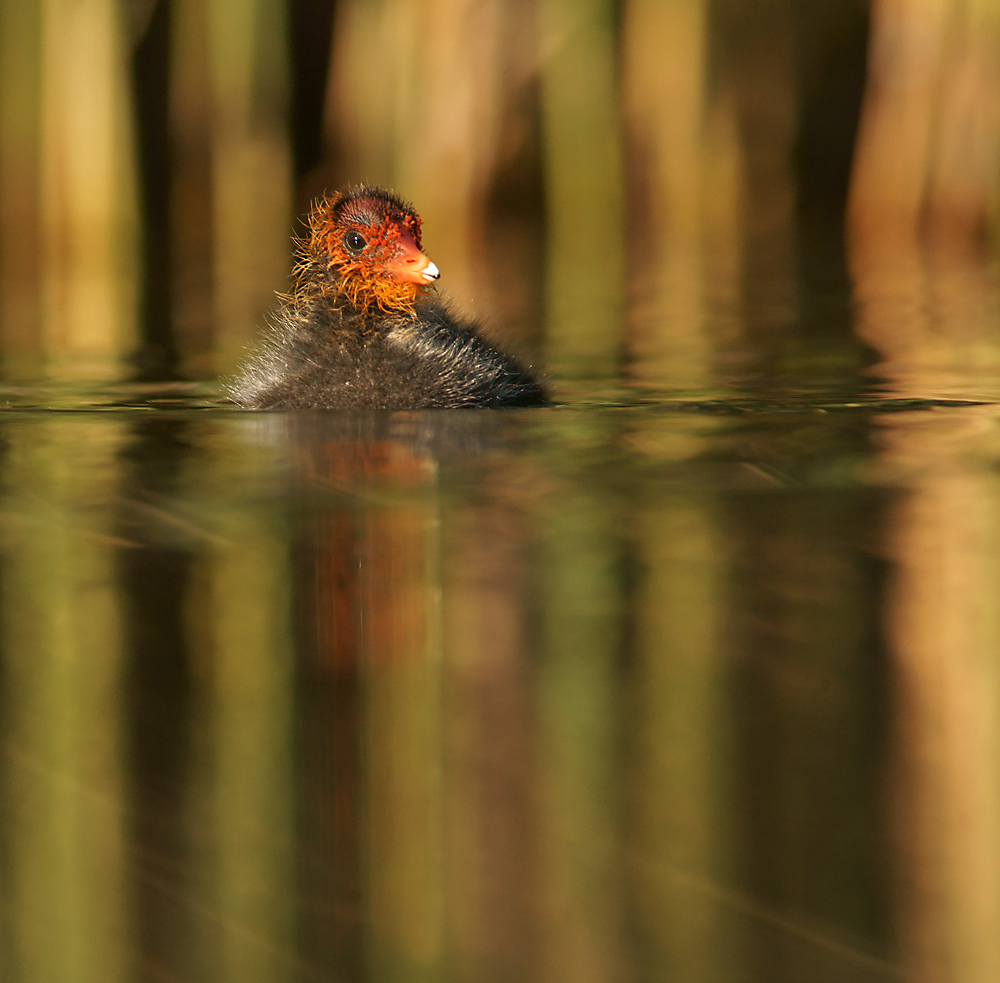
[421, 262, 440, 282]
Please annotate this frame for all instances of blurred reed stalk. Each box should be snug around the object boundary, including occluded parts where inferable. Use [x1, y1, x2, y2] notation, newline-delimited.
[171, 0, 293, 375]
[538, 0, 626, 379]
[441, 503, 545, 980]
[629, 501, 730, 979]
[878, 430, 1000, 982]
[1, 0, 138, 376]
[1, 419, 129, 981]
[849, 0, 1000, 248]
[40, 0, 139, 373]
[359, 504, 446, 981]
[538, 493, 626, 982]
[194, 515, 297, 980]
[849, 1, 1000, 394]
[0, 0, 43, 366]
[621, 0, 743, 390]
[718, 0, 801, 356]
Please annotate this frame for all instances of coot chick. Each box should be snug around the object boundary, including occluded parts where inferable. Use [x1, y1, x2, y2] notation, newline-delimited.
[227, 186, 547, 409]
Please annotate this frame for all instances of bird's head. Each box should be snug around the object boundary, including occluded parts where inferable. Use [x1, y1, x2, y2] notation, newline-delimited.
[299, 186, 440, 315]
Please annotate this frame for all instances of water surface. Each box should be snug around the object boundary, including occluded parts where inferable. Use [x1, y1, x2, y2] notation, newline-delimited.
[1, 366, 999, 983]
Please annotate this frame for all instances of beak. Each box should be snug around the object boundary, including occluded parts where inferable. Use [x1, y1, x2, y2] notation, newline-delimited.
[384, 229, 440, 285]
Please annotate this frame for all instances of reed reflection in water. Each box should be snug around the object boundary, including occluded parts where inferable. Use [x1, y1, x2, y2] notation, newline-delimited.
[0, 395, 996, 981]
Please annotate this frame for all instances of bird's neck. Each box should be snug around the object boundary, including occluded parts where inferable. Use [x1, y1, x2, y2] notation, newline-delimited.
[292, 253, 424, 320]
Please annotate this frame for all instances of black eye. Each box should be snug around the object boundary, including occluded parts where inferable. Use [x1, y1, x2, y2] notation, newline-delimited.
[343, 230, 366, 253]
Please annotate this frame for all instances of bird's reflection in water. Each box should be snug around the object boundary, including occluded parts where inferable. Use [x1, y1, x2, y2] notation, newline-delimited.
[235, 410, 545, 980]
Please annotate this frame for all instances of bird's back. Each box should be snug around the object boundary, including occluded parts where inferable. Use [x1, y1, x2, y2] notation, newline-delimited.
[227, 298, 547, 410]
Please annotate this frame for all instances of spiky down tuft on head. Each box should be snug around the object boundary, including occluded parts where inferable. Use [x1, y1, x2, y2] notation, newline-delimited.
[289, 187, 432, 319]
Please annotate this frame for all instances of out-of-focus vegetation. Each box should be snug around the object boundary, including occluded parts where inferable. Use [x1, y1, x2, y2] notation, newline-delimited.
[0, 0, 997, 381]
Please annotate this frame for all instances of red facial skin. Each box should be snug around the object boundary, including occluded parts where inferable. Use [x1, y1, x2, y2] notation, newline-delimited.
[296, 191, 439, 315]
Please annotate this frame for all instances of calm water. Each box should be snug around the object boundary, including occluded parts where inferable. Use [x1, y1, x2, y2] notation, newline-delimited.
[3, 259, 1000, 983]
